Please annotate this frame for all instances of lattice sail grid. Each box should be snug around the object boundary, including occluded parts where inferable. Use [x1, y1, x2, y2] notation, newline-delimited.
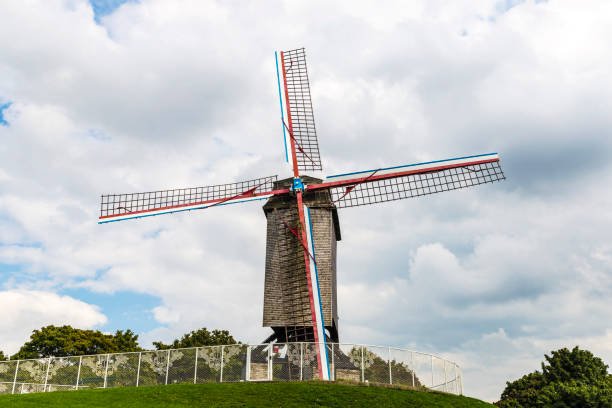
[282, 48, 322, 171]
[100, 175, 278, 218]
[330, 161, 505, 208]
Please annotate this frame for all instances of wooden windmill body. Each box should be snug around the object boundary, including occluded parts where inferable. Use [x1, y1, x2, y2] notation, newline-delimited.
[262, 176, 341, 344]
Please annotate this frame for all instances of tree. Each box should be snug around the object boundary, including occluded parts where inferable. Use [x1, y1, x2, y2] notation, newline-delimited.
[496, 346, 612, 408]
[497, 371, 545, 408]
[542, 347, 608, 385]
[11, 325, 142, 359]
[112, 329, 141, 353]
[153, 328, 238, 350]
[537, 380, 612, 408]
[0, 350, 7, 361]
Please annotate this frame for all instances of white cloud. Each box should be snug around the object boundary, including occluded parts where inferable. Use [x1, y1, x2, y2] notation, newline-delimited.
[0, 290, 107, 355]
[152, 306, 180, 324]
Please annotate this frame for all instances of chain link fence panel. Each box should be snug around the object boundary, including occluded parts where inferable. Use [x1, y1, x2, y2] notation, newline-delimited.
[106, 353, 139, 388]
[445, 360, 458, 394]
[47, 356, 79, 390]
[335, 344, 362, 382]
[301, 343, 322, 380]
[0, 360, 18, 394]
[167, 348, 195, 385]
[430, 355, 446, 391]
[413, 351, 434, 388]
[247, 345, 269, 381]
[138, 350, 169, 386]
[79, 354, 107, 389]
[363, 346, 389, 384]
[15, 358, 47, 393]
[389, 348, 416, 387]
[222, 345, 247, 382]
[195, 346, 222, 383]
[271, 343, 302, 381]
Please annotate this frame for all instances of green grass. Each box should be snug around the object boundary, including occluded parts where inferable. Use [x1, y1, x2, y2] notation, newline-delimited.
[0, 382, 493, 407]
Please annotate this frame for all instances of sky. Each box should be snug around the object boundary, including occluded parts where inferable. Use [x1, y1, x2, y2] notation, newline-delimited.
[1, 0, 611, 402]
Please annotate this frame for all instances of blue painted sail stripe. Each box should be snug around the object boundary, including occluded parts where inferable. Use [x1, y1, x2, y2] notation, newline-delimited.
[275, 52, 289, 163]
[98, 197, 269, 224]
[326, 152, 499, 179]
[306, 206, 331, 380]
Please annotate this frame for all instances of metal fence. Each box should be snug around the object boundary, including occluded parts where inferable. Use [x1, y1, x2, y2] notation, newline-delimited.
[0, 343, 462, 396]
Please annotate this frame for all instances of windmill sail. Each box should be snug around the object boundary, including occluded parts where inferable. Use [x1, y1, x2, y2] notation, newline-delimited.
[279, 48, 322, 172]
[99, 175, 279, 223]
[309, 153, 505, 208]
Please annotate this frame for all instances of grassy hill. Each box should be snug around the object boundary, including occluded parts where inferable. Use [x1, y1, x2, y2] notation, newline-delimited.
[0, 381, 493, 407]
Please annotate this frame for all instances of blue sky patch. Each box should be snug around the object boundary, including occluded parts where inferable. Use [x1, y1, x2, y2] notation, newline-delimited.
[0, 242, 43, 249]
[144, 228, 164, 239]
[88, 128, 111, 141]
[0, 262, 21, 275]
[0, 102, 12, 126]
[62, 288, 161, 335]
[89, 0, 136, 23]
[501, 0, 524, 12]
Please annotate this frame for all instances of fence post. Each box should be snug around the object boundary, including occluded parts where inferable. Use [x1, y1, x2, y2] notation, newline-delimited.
[267, 343, 272, 381]
[411, 352, 415, 387]
[444, 360, 448, 392]
[361, 345, 365, 382]
[103, 354, 110, 388]
[459, 365, 463, 395]
[455, 363, 460, 394]
[331, 343, 334, 381]
[75, 356, 82, 390]
[300, 343, 303, 381]
[388, 347, 392, 385]
[165, 350, 170, 385]
[11, 360, 19, 394]
[220, 346, 224, 383]
[246, 346, 251, 381]
[193, 348, 198, 384]
[43, 357, 51, 392]
[136, 352, 142, 387]
[455, 364, 459, 394]
[430, 355, 434, 389]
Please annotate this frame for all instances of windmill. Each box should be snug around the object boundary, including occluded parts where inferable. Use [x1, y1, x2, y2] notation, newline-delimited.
[99, 47, 505, 381]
